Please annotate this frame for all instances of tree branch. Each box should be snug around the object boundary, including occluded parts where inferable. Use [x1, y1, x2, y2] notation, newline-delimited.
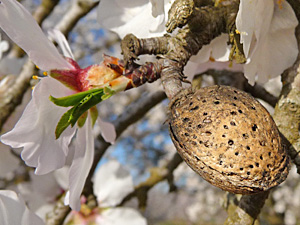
[273, 26, 300, 173]
[83, 91, 167, 200]
[118, 153, 183, 208]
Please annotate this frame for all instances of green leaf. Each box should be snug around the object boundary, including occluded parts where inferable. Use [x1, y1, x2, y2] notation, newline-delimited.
[55, 90, 106, 139]
[50, 88, 104, 107]
[77, 111, 88, 128]
[89, 106, 99, 127]
[55, 107, 76, 139]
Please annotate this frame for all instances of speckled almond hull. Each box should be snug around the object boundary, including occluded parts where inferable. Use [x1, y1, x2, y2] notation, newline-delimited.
[169, 85, 290, 194]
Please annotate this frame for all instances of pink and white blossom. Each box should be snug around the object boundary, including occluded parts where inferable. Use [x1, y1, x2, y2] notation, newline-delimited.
[98, 0, 298, 85]
[0, 0, 116, 211]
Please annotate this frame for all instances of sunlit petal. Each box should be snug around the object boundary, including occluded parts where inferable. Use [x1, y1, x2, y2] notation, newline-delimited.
[0, 0, 73, 70]
[1, 77, 76, 175]
[93, 160, 134, 207]
[66, 115, 94, 211]
[98, 118, 116, 144]
[237, 0, 298, 85]
[97, 0, 170, 38]
[48, 29, 74, 59]
[190, 34, 230, 63]
[98, 208, 147, 225]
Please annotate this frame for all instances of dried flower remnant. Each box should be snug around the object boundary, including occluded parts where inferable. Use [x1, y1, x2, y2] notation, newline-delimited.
[168, 85, 290, 194]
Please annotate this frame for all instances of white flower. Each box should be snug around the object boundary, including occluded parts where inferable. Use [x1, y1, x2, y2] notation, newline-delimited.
[98, 0, 298, 85]
[0, 0, 116, 211]
[0, 190, 44, 225]
[66, 160, 147, 225]
[97, 0, 232, 77]
[94, 161, 146, 225]
[236, 0, 298, 85]
[97, 0, 173, 39]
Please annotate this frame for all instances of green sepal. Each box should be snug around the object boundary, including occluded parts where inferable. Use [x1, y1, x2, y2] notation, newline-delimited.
[77, 111, 88, 128]
[50, 88, 104, 107]
[55, 89, 105, 139]
[101, 86, 116, 100]
[89, 106, 99, 127]
[55, 107, 76, 139]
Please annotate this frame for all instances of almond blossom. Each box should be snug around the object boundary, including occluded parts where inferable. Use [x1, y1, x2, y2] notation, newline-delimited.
[66, 160, 147, 225]
[98, 0, 298, 85]
[0, 0, 116, 211]
[97, 0, 173, 39]
[236, 0, 298, 85]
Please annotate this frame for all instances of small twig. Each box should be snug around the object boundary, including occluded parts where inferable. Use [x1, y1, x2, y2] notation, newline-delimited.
[224, 192, 269, 225]
[204, 69, 278, 107]
[118, 153, 183, 208]
[83, 91, 167, 198]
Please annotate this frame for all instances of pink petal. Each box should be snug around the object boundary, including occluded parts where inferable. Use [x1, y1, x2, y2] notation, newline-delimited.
[0, 0, 73, 71]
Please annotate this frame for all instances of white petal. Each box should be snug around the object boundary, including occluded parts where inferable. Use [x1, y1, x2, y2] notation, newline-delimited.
[242, 1, 298, 85]
[0, 190, 44, 225]
[98, 118, 116, 144]
[97, 0, 168, 38]
[0, 144, 19, 177]
[190, 34, 230, 63]
[98, 208, 147, 225]
[66, 115, 94, 211]
[53, 166, 70, 190]
[93, 160, 134, 207]
[1, 77, 76, 175]
[0, 34, 9, 59]
[48, 29, 74, 59]
[0, 0, 73, 71]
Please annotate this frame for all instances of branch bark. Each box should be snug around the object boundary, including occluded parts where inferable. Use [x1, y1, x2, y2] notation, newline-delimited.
[273, 26, 300, 173]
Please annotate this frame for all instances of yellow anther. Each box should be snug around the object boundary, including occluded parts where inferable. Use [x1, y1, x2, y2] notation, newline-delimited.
[32, 75, 38, 80]
[43, 71, 48, 76]
[235, 29, 240, 34]
[35, 65, 39, 69]
[31, 86, 35, 90]
[277, 0, 283, 9]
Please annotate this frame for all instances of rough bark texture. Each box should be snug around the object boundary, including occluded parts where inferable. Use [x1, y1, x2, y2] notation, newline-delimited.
[273, 26, 300, 173]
